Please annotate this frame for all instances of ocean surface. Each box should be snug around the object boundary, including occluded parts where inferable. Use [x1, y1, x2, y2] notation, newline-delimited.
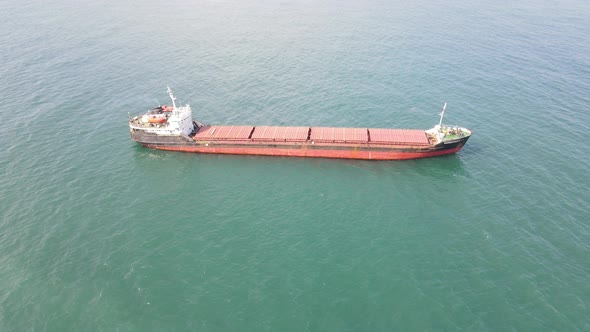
[1, 0, 590, 330]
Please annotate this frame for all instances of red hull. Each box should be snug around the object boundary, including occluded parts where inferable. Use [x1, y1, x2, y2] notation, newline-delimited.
[142, 144, 465, 160]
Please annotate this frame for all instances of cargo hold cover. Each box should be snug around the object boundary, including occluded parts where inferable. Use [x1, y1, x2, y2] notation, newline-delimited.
[251, 126, 309, 142]
[369, 129, 429, 145]
[193, 126, 254, 140]
[310, 127, 368, 143]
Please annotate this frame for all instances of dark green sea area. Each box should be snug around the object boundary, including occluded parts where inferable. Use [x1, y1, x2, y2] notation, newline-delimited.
[1, 0, 589, 330]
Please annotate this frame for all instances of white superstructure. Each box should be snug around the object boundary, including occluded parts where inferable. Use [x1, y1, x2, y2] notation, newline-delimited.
[129, 87, 197, 136]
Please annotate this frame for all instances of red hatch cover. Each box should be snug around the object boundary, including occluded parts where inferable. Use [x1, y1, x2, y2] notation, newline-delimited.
[193, 126, 254, 141]
[251, 126, 309, 142]
[369, 128, 429, 145]
[310, 127, 368, 143]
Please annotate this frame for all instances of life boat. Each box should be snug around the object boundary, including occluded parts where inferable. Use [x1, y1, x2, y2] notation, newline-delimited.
[148, 115, 167, 123]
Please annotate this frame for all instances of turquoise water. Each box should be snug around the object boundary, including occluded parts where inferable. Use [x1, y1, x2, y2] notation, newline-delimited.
[1, 0, 590, 330]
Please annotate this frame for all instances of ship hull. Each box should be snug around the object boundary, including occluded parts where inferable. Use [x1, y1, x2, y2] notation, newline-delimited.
[131, 131, 469, 160]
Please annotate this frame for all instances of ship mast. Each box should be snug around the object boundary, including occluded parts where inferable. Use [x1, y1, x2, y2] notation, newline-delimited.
[167, 86, 177, 109]
[438, 102, 447, 127]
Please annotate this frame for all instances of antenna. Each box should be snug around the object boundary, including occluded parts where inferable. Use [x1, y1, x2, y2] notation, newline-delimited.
[167, 86, 177, 109]
[438, 102, 447, 127]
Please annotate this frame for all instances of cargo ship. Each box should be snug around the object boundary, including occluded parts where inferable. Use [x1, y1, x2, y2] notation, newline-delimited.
[129, 88, 471, 160]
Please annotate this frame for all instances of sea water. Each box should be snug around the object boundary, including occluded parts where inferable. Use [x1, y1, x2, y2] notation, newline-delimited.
[1, 0, 589, 330]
